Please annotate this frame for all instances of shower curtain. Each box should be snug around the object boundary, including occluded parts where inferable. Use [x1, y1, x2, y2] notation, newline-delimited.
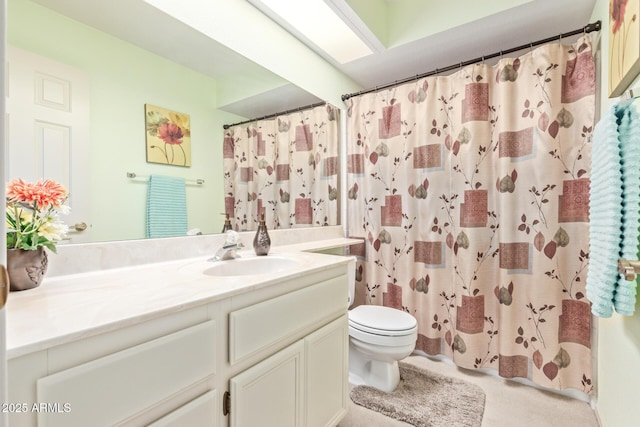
[223, 104, 340, 231]
[346, 35, 595, 393]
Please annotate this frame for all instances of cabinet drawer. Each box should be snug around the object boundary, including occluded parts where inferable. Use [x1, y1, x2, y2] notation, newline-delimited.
[147, 390, 217, 427]
[229, 275, 346, 365]
[37, 320, 216, 427]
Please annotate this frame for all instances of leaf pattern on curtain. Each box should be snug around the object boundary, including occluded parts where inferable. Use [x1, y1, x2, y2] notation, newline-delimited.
[223, 104, 340, 231]
[346, 36, 595, 393]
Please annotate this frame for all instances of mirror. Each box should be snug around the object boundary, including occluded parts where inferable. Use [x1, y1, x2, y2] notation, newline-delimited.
[7, 0, 325, 244]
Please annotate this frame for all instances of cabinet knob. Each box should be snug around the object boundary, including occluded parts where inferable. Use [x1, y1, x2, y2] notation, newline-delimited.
[73, 222, 88, 232]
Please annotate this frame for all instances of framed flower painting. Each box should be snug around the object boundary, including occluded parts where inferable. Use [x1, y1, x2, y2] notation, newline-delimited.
[145, 104, 191, 166]
[609, 0, 640, 97]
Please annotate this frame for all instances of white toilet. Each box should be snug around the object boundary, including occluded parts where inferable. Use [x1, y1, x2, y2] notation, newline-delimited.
[347, 259, 418, 393]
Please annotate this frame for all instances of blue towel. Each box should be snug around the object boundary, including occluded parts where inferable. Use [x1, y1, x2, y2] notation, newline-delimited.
[615, 102, 640, 315]
[587, 103, 623, 317]
[146, 175, 188, 238]
[587, 101, 639, 317]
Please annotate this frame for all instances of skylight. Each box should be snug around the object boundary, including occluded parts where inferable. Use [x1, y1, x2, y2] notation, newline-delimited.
[249, 0, 375, 64]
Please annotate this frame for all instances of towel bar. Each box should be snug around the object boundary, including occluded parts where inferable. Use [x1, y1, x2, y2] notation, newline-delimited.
[618, 259, 640, 281]
[126, 172, 204, 185]
[622, 86, 640, 101]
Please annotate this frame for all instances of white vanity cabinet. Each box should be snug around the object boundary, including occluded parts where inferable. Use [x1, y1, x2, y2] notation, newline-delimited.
[230, 315, 348, 427]
[226, 271, 349, 427]
[7, 255, 350, 427]
[229, 315, 348, 427]
[36, 320, 217, 427]
[229, 316, 348, 427]
[8, 305, 220, 427]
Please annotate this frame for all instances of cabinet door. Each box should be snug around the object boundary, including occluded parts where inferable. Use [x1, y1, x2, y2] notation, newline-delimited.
[230, 340, 304, 427]
[305, 315, 348, 427]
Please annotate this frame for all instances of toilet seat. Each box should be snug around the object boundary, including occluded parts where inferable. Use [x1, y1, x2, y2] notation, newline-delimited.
[349, 305, 418, 347]
[349, 324, 417, 347]
[349, 305, 417, 335]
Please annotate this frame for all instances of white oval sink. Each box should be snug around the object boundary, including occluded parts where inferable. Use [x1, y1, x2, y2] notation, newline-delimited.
[202, 256, 300, 277]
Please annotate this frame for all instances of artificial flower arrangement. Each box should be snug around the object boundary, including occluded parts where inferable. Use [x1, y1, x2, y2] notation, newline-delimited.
[6, 178, 70, 253]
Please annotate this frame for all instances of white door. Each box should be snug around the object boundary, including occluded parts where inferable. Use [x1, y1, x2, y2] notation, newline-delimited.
[6, 46, 91, 243]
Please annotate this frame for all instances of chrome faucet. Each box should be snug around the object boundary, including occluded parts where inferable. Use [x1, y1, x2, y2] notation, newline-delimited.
[210, 230, 243, 261]
[211, 242, 244, 261]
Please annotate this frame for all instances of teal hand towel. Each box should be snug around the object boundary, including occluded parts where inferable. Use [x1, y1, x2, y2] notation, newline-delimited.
[146, 175, 188, 238]
[615, 102, 640, 315]
[587, 100, 640, 317]
[587, 102, 622, 317]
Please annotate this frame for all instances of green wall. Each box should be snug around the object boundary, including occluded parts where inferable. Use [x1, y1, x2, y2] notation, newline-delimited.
[382, 0, 532, 47]
[8, 0, 243, 241]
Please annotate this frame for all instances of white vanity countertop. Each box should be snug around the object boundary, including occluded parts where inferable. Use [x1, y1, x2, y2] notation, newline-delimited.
[5, 238, 360, 359]
[285, 237, 363, 252]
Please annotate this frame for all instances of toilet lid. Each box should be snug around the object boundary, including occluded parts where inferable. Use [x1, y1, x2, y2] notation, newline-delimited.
[349, 305, 417, 336]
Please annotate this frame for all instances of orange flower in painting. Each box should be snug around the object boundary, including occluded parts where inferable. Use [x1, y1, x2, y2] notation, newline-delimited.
[611, 0, 629, 34]
[6, 179, 68, 210]
[157, 122, 184, 145]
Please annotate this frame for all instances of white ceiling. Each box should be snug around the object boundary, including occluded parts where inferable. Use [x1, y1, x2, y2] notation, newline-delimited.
[340, 0, 598, 91]
[30, 0, 598, 119]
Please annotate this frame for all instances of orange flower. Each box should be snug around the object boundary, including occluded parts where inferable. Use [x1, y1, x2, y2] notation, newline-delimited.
[6, 179, 68, 210]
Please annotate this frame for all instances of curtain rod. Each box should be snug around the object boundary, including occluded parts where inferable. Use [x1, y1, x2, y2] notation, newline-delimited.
[341, 20, 601, 101]
[223, 101, 327, 130]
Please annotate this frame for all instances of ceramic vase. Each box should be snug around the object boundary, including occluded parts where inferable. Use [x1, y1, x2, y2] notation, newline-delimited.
[7, 247, 48, 291]
[253, 223, 271, 256]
